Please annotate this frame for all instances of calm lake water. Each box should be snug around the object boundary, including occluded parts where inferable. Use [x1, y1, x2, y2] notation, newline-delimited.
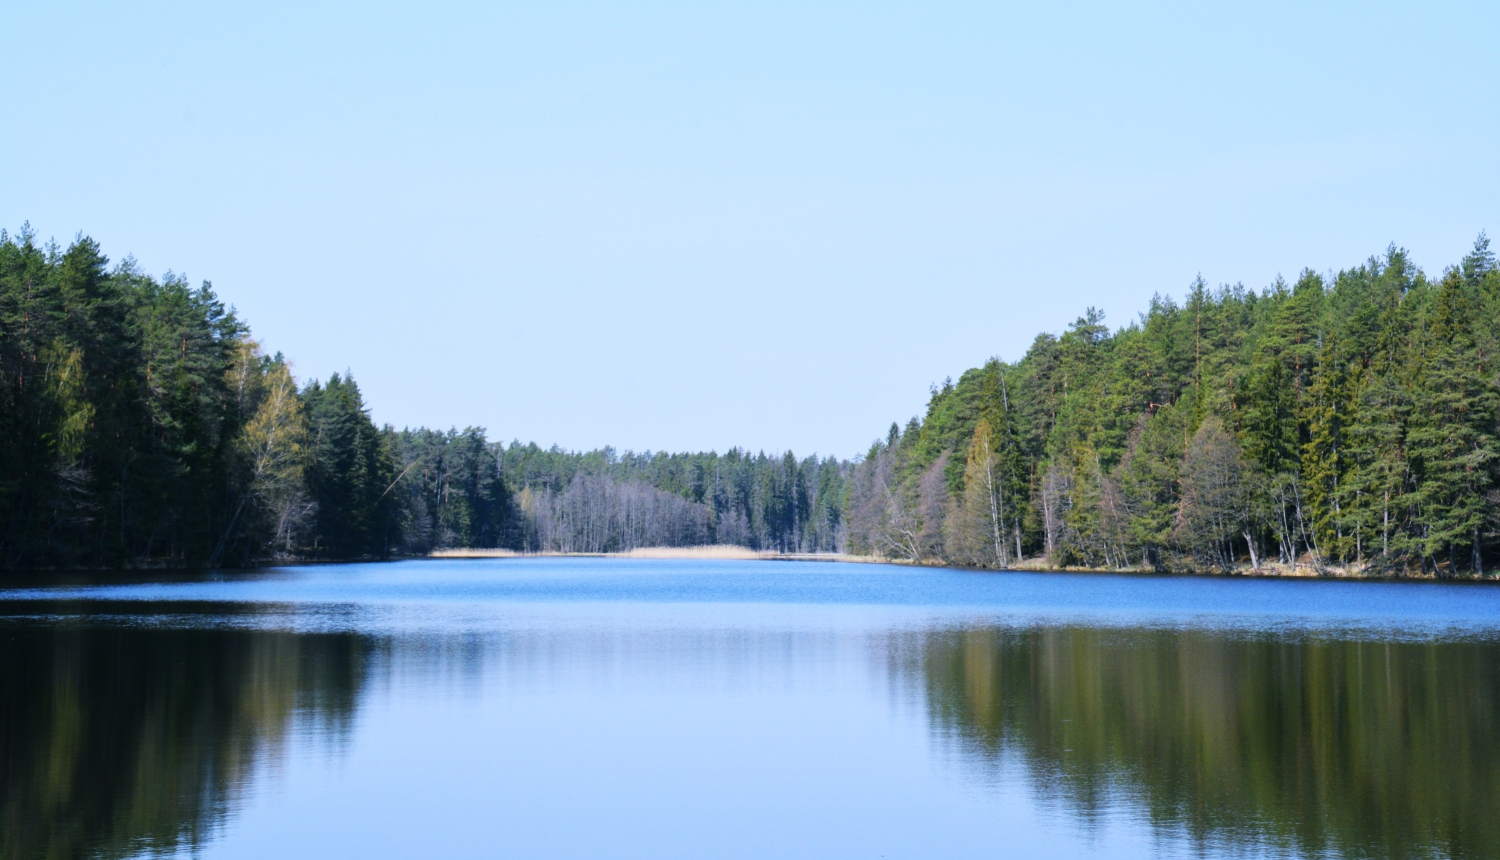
[4, 559, 1500, 860]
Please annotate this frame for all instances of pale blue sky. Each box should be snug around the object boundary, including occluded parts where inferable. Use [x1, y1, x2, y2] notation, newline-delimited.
[5, 1, 1496, 456]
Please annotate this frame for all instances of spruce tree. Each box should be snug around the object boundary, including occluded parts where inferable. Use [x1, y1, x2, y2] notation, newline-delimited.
[1301, 328, 1359, 564]
[302, 374, 398, 558]
[1405, 271, 1497, 573]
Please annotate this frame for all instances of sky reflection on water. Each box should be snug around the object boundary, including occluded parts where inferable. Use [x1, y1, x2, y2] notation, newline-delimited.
[2, 559, 1497, 860]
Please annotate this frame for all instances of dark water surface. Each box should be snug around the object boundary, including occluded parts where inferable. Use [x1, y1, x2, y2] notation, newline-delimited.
[4, 559, 1500, 859]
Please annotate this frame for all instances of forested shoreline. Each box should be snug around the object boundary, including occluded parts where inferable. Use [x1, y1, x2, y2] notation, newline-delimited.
[5, 224, 1499, 576]
[847, 236, 1500, 578]
[0, 225, 842, 567]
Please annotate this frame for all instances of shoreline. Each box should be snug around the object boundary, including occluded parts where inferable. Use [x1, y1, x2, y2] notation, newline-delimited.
[425, 547, 1499, 582]
[5, 549, 1491, 582]
[427, 546, 867, 562]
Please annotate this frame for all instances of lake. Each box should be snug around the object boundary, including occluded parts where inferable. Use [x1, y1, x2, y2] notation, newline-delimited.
[4, 558, 1500, 860]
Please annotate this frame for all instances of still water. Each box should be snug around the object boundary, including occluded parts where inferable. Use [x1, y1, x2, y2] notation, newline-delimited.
[4, 559, 1500, 860]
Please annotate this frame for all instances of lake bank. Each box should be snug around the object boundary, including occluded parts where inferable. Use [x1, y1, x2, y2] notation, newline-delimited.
[427, 545, 1499, 581]
[429, 545, 870, 562]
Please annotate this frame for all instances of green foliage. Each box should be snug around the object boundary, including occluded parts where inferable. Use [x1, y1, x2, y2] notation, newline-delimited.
[0, 228, 246, 567]
[301, 374, 399, 559]
[0, 227, 500, 567]
[849, 236, 1500, 576]
[391, 427, 515, 552]
[11, 225, 1500, 575]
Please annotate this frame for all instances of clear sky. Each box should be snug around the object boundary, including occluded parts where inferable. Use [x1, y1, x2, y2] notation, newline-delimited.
[5, 1, 1496, 457]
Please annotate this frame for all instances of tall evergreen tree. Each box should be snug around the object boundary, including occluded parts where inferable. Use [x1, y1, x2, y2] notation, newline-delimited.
[302, 374, 398, 558]
[1405, 271, 1497, 573]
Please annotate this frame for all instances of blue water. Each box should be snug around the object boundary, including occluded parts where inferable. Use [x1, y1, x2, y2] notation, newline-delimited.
[6, 557, 1499, 637]
[4, 558, 1498, 860]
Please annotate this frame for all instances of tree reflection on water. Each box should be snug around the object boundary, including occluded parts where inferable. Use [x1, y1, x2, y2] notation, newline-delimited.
[0, 610, 369, 860]
[902, 626, 1500, 860]
[4, 607, 1499, 860]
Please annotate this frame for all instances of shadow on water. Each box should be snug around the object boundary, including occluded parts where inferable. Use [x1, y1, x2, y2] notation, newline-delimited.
[0, 610, 371, 860]
[898, 626, 1500, 860]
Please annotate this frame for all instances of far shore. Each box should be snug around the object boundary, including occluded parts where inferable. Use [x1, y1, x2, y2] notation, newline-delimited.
[426, 546, 1497, 581]
[428, 545, 865, 562]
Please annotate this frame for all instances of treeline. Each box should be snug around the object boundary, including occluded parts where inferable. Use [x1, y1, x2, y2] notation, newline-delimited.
[503, 445, 847, 553]
[0, 226, 842, 567]
[849, 236, 1500, 576]
[20, 224, 1495, 574]
[0, 225, 419, 567]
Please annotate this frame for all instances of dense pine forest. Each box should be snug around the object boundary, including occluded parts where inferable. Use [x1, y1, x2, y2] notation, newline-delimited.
[0, 226, 400, 567]
[0, 225, 841, 567]
[5, 224, 1498, 575]
[847, 236, 1500, 577]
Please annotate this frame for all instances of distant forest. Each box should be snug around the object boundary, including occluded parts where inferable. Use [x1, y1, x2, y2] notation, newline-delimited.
[847, 235, 1500, 577]
[4, 224, 1498, 575]
[500, 445, 845, 554]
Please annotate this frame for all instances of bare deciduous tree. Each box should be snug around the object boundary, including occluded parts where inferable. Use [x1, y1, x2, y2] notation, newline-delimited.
[915, 453, 950, 560]
[524, 472, 711, 552]
[1176, 416, 1253, 573]
[846, 446, 921, 561]
[945, 420, 1009, 568]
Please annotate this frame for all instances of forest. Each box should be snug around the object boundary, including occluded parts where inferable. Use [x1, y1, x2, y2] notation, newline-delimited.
[847, 235, 1500, 576]
[501, 444, 845, 553]
[4, 224, 1497, 575]
[0, 225, 840, 567]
